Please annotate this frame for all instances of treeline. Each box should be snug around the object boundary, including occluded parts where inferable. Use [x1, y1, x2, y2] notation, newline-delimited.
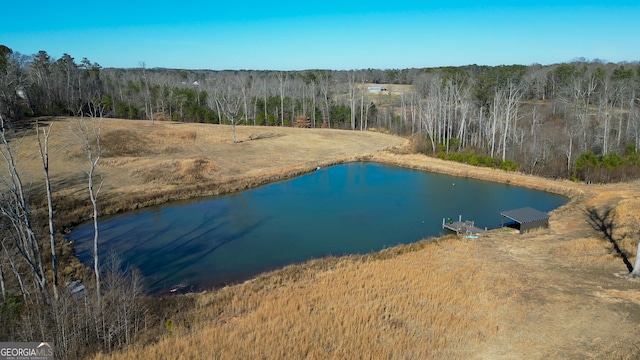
[1, 45, 640, 358]
[1, 45, 640, 181]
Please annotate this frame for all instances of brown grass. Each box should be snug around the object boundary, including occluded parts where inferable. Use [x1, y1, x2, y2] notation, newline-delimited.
[132, 158, 217, 183]
[94, 237, 512, 359]
[8, 118, 405, 226]
[206, 246, 495, 358]
[3, 117, 640, 359]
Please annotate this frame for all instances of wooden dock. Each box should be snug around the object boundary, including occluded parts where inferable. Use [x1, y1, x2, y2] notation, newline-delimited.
[442, 215, 485, 236]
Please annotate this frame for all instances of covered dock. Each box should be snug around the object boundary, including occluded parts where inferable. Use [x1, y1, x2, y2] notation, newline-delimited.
[500, 207, 550, 234]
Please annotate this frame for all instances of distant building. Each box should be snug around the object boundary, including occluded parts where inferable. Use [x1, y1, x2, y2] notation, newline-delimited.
[367, 86, 387, 93]
[16, 88, 28, 100]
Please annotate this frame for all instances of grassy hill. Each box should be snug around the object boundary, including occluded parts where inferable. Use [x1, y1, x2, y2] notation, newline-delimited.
[4, 118, 640, 359]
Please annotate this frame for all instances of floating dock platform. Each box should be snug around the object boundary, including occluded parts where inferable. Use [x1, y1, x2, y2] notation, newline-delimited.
[443, 215, 485, 236]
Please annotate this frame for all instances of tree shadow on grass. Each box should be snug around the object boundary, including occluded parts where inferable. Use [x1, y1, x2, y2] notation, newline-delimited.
[585, 206, 633, 272]
[4, 115, 57, 133]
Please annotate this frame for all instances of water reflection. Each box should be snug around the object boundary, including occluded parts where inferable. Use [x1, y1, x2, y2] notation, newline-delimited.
[70, 163, 567, 293]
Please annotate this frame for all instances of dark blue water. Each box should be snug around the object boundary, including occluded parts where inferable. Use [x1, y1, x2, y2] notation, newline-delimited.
[69, 163, 567, 293]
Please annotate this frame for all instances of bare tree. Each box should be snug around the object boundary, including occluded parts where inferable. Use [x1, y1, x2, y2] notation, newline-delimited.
[73, 102, 104, 307]
[0, 237, 29, 300]
[420, 76, 441, 155]
[595, 67, 616, 155]
[347, 71, 357, 130]
[319, 72, 332, 128]
[0, 114, 49, 300]
[205, 78, 225, 125]
[55, 54, 78, 113]
[140, 62, 154, 125]
[36, 120, 58, 300]
[630, 107, 640, 151]
[631, 235, 640, 278]
[101, 250, 146, 350]
[277, 72, 287, 126]
[233, 74, 251, 125]
[490, 79, 525, 161]
[448, 82, 473, 150]
[503, 80, 525, 162]
[563, 122, 579, 177]
[219, 84, 243, 143]
[0, 250, 5, 301]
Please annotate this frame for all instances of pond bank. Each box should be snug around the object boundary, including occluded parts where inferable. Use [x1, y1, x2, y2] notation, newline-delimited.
[69, 162, 567, 294]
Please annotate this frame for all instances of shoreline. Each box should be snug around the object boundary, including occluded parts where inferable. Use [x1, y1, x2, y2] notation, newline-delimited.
[72, 157, 573, 296]
[63, 150, 585, 230]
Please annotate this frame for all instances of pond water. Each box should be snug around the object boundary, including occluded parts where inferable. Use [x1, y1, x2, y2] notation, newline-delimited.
[69, 163, 567, 294]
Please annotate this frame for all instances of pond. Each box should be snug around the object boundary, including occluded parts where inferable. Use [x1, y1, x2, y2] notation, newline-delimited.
[69, 162, 567, 294]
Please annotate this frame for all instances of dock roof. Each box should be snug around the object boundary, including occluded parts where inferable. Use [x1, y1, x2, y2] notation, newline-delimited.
[500, 207, 549, 224]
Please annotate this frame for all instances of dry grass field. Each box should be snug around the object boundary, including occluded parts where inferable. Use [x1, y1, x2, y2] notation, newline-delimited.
[4, 117, 640, 359]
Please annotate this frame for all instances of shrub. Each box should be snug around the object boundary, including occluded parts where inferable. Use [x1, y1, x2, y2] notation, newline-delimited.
[499, 160, 519, 172]
[468, 154, 482, 166]
[447, 153, 464, 163]
[409, 135, 430, 154]
[436, 149, 516, 171]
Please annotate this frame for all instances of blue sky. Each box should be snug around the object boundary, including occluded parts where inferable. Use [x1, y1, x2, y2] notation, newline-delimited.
[2, 1, 639, 70]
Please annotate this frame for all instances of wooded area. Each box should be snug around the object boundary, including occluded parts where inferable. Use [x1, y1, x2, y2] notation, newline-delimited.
[1, 44, 640, 358]
[1, 45, 639, 181]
